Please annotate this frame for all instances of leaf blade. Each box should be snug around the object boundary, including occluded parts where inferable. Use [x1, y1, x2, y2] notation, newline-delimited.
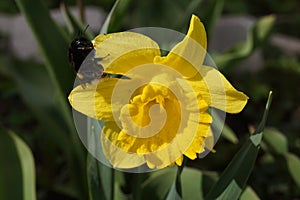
[0, 128, 36, 200]
[87, 154, 106, 200]
[141, 167, 177, 200]
[9, 131, 36, 200]
[205, 91, 273, 200]
[15, 0, 74, 94]
[181, 167, 203, 200]
[263, 127, 288, 154]
[284, 153, 300, 188]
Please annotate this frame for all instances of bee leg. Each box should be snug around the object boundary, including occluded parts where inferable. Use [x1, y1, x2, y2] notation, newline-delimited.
[94, 53, 110, 64]
[76, 72, 87, 89]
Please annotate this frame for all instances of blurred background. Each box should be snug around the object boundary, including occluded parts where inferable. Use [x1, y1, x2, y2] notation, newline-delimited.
[0, 0, 300, 199]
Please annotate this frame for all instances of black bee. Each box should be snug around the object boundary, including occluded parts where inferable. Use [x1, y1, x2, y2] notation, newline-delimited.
[68, 37, 106, 86]
[68, 37, 93, 72]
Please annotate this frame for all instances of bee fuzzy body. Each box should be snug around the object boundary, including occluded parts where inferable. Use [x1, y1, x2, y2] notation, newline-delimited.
[68, 37, 105, 86]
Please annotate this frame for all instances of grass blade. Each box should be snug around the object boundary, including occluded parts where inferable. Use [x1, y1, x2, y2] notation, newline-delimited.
[87, 118, 114, 200]
[15, 0, 88, 197]
[15, 0, 74, 94]
[0, 128, 36, 200]
[100, 0, 122, 34]
[87, 154, 106, 200]
[205, 91, 273, 200]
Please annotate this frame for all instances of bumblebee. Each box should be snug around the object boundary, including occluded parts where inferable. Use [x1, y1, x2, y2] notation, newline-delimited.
[68, 37, 106, 85]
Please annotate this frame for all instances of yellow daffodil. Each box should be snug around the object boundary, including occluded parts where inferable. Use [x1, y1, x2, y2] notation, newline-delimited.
[68, 15, 248, 170]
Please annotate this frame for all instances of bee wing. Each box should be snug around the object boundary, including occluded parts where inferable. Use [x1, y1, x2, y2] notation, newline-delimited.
[74, 49, 105, 87]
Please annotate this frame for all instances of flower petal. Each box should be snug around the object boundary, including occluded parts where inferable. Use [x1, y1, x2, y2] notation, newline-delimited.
[154, 15, 207, 78]
[68, 78, 139, 120]
[144, 110, 207, 169]
[184, 123, 211, 160]
[93, 32, 161, 75]
[145, 145, 183, 169]
[101, 121, 146, 169]
[187, 65, 249, 113]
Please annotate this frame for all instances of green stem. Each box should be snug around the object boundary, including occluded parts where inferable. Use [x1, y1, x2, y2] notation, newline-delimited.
[175, 156, 187, 197]
[132, 173, 142, 200]
[110, 169, 115, 200]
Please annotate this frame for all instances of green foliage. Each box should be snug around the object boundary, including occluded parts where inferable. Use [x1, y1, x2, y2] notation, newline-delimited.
[87, 154, 108, 200]
[205, 92, 272, 200]
[240, 187, 260, 200]
[0, 128, 36, 200]
[285, 153, 300, 189]
[263, 127, 288, 154]
[141, 167, 177, 200]
[215, 15, 276, 71]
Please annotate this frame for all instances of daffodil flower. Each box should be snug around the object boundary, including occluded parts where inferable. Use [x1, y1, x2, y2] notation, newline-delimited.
[69, 15, 248, 169]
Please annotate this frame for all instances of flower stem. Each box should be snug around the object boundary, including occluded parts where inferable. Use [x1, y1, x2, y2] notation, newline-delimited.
[110, 169, 115, 200]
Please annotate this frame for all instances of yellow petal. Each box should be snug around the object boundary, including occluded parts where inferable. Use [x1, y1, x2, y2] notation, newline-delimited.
[145, 147, 182, 169]
[101, 121, 146, 169]
[175, 156, 184, 166]
[154, 15, 207, 78]
[144, 121, 212, 169]
[144, 111, 203, 168]
[184, 123, 211, 160]
[93, 32, 160, 75]
[188, 65, 249, 113]
[68, 78, 138, 120]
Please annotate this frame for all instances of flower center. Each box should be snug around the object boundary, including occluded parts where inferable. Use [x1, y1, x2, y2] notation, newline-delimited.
[119, 84, 178, 138]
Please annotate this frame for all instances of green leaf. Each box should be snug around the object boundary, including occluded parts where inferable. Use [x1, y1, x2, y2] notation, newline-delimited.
[215, 15, 275, 71]
[181, 168, 203, 200]
[205, 91, 273, 200]
[166, 158, 188, 200]
[87, 152, 122, 200]
[14, 0, 87, 196]
[60, 2, 94, 40]
[15, 0, 74, 95]
[141, 167, 177, 200]
[166, 182, 182, 200]
[202, 171, 219, 196]
[284, 153, 300, 188]
[100, 0, 121, 34]
[240, 187, 260, 200]
[263, 127, 288, 154]
[114, 171, 128, 200]
[164, 159, 206, 200]
[14, 1, 79, 163]
[100, 0, 132, 34]
[222, 124, 239, 144]
[0, 128, 36, 200]
[87, 154, 106, 200]
[98, 163, 114, 200]
[87, 118, 114, 200]
[2, 59, 87, 199]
